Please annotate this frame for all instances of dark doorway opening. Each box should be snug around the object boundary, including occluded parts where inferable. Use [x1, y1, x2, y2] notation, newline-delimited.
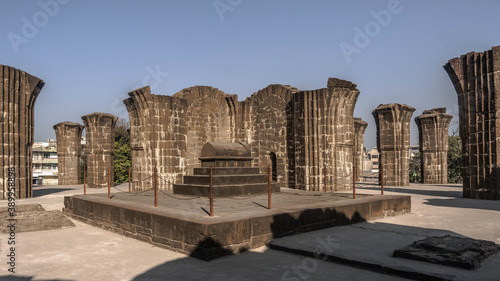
[270, 152, 277, 181]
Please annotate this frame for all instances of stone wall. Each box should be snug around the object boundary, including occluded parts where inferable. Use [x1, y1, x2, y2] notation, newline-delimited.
[53, 122, 84, 185]
[354, 118, 368, 182]
[0, 65, 44, 199]
[415, 108, 452, 184]
[373, 103, 415, 186]
[444, 46, 500, 200]
[124, 78, 359, 191]
[81, 113, 117, 188]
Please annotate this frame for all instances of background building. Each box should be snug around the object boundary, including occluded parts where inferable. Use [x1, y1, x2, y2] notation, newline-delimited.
[32, 139, 58, 185]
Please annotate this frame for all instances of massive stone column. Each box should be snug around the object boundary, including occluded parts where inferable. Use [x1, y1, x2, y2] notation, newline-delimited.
[293, 78, 359, 191]
[81, 113, 117, 188]
[53, 122, 84, 185]
[354, 118, 368, 182]
[373, 103, 415, 186]
[124, 86, 188, 191]
[444, 46, 500, 200]
[415, 108, 452, 184]
[0, 65, 44, 199]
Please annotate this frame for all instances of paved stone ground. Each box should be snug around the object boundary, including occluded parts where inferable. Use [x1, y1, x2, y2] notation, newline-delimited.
[0, 183, 498, 280]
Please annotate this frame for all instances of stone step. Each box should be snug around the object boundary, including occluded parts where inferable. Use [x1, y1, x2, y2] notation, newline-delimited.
[193, 167, 261, 175]
[183, 174, 268, 185]
[173, 182, 280, 197]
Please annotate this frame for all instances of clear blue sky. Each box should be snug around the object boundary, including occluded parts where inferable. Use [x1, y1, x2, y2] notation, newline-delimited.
[1, 0, 500, 149]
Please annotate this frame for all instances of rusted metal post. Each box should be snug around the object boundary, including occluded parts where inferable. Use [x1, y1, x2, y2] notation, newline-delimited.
[324, 166, 327, 192]
[107, 166, 111, 199]
[268, 166, 272, 209]
[209, 167, 214, 216]
[154, 166, 158, 207]
[353, 163, 356, 199]
[381, 164, 384, 195]
[128, 166, 131, 192]
[83, 167, 86, 195]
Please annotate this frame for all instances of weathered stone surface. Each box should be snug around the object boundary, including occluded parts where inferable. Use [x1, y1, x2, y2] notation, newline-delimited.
[81, 113, 117, 188]
[415, 108, 453, 184]
[0, 65, 44, 199]
[393, 235, 500, 269]
[124, 78, 359, 191]
[53, 122, 84, 185]
[373, 103, 415, 186]
[444, 46, 500, 200]
[0, 203, 75, 233]
[354, 118, 368, 182]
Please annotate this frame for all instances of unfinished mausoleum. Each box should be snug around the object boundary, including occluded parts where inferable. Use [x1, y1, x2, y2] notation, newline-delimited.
[124, 78, 360, 192]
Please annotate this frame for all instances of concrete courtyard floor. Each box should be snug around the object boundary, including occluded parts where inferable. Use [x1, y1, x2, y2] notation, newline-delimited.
[0, 183, 499, 280]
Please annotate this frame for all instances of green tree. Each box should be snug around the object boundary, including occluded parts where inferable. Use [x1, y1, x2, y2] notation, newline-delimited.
[409, 152, 421, 183]
[113, 119, 131, 183]
[448, 135, 462, 183]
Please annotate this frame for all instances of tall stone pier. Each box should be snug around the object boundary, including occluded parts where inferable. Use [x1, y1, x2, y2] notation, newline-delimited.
[354, 118, 368, 182]
[373, 103, 415, 186]
[0, 65, 44, 199]
[444, 46, 500, 200]
[415, 108, 452, 184]
[53, 122, 84, 185]
[81, 113, 117, 188]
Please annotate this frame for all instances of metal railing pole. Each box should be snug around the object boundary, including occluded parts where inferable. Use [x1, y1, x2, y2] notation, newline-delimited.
[353, 163, 356, 199]
[324, 166, 327, 192]
[107, 166, 111, 199]
[268, 166, 272, 210]
[380, 164, 384, 195]
[154, 166, 158, 207]
[209, 167, 214, 216]
[83, 167, 86, 195]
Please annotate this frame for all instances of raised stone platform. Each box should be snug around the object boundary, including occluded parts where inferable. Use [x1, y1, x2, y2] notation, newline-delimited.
[62, 189, 410, 260]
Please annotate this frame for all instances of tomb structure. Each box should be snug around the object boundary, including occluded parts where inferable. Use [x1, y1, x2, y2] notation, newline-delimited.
[124, 78, 359, 192]
[372, 103, 415, 186]
[414, 108, 452, 184]
[174, 142, 279, 197]
[53, 122, 84, 185]
[444, 46, 500, 200]
[81, 113, 117, 188]
[0, 65, 44, 199]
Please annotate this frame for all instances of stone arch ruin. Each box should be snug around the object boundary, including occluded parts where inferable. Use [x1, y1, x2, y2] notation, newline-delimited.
[124, 77, 360, 192]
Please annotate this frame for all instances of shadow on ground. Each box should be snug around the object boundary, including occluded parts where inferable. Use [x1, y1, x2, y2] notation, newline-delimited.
[33, 188, 76, 197]
[424, 198, 500, 211]
[0, 276, 74, 281]
[130, 222, 498, 281]
[356, 183, 462, 198]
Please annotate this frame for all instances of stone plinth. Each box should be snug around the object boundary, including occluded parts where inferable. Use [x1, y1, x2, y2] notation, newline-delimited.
[0, 65, 44, 199]
[53, 122, 84, 185]
[444, 46, 500, 200]
[415, 108, 452, 184]
[174, 142, 279, 197]
[354, 118, 368, 182]
[373, 103, 415, 186]
[81, 113, 117, 188]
